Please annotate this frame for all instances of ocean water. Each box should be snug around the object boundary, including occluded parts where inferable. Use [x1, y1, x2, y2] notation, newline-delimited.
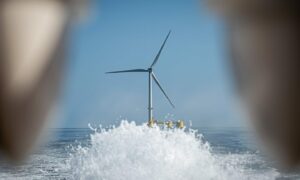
[0, 121, 299, 180]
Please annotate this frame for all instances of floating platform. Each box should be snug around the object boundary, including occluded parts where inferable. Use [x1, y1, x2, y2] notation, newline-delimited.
[148, 119, 185, 129]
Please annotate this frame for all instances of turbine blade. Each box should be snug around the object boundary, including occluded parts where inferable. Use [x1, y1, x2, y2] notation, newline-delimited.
[106, 69, 148, 74]
[152, 72, 175, 108]
[150, 30, 171, 68]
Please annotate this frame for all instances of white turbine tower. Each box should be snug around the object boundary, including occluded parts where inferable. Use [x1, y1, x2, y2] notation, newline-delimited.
[106, 31, 174, 124]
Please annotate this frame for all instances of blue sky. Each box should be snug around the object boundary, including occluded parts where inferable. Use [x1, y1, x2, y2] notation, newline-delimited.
[59, 0, 244, 128]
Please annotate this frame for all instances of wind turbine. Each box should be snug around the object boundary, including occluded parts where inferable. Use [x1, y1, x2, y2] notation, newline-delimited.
[106, 31, 174, 124]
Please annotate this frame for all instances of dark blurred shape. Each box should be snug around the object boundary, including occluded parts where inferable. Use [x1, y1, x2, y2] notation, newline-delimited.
[0, 0, 88, 162]
[208, 0, 300, 168]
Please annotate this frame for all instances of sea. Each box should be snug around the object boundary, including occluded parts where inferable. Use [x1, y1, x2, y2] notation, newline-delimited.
[0, 121, 299, 180]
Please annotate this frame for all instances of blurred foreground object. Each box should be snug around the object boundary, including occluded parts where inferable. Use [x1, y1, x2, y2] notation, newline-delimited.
[208, 0, 300, 167]
[0, 0, 88, 161]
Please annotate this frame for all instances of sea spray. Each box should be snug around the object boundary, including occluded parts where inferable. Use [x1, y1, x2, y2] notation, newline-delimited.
[67, 121, 279, 180]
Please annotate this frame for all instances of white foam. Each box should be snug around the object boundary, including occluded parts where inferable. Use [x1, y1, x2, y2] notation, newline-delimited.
[67, 121, 279, 180]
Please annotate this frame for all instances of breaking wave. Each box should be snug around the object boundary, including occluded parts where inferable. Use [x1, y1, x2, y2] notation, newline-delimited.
[67, 121, 279, 180]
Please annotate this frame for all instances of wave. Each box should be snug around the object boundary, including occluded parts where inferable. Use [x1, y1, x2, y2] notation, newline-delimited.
[66, 121, 279, 180]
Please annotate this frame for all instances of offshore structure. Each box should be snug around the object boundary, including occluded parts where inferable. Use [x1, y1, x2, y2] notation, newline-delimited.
[106, 31, 184, 129]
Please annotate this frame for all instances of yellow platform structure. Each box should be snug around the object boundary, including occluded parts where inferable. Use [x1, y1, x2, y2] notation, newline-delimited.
[148, 119, 185, 129]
